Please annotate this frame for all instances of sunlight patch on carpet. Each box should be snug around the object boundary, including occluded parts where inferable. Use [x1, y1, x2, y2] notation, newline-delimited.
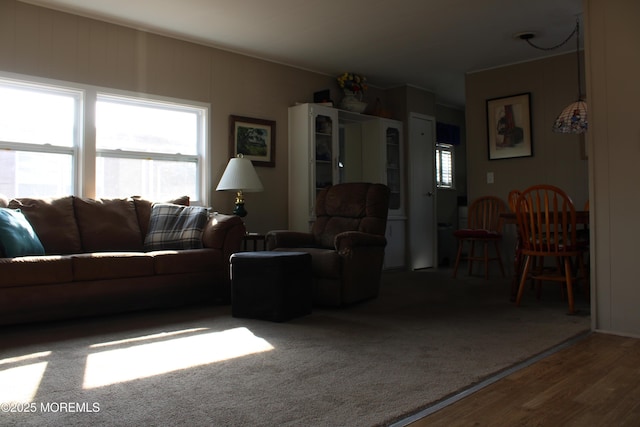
[89, 327, 209, 348]
[83, 327, 273, 389]
[0, 351, 51, 403]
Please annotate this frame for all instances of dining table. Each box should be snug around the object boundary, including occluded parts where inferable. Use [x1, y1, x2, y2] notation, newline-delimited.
[500, 210, 590, 300]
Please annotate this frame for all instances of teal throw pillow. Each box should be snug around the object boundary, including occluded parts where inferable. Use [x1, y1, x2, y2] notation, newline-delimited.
[0, 208, 46, 257]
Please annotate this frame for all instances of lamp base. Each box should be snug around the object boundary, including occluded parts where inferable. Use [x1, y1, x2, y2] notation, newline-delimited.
[233, 202, 247, 218]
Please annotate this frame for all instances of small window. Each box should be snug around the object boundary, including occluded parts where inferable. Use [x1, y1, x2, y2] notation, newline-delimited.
[436, 143, 455, 189]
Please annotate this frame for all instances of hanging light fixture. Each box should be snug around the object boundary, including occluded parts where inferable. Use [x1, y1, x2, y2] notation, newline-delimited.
[519, 18, 587, 134]
[552, 19, 587, 134]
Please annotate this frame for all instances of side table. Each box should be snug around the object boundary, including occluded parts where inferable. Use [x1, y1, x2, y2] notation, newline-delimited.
[242, 232, 266, 251]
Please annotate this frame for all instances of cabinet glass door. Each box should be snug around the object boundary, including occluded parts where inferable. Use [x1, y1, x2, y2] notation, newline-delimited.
[314, 114, 334, 196]
[386, 126, 401, 210]
[338, 121, 363, 184]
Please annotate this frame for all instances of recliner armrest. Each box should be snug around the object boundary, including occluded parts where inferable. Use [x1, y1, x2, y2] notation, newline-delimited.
[265, 230, 316, 250]
[334, 231, 387, 254]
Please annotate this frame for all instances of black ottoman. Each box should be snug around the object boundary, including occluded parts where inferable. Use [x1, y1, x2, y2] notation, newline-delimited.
[230, 251, 312, 322]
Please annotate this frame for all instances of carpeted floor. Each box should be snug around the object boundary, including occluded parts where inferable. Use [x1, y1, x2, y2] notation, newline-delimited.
[0, 268, 590, 426]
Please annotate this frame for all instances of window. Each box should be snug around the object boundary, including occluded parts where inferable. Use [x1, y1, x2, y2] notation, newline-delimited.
[0, 79, 81, 197]
[95, 94, 206, 202]
[0, 73, 209, 204]
[436, 143, 455, 189]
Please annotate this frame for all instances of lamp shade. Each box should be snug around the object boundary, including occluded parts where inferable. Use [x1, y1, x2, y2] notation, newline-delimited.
[216, 155, 263, 192]
[552, 100, 588, 134]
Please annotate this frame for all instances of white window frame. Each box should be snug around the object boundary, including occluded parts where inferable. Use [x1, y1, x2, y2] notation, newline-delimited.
[0, 71, 210, 205]
[436, 143, 455, 189]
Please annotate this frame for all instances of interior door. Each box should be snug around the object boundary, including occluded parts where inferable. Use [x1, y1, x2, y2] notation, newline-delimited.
[408, 113, 436, 270]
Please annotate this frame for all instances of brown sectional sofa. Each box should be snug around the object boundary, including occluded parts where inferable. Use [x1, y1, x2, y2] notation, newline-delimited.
[0, 195, 245, 326]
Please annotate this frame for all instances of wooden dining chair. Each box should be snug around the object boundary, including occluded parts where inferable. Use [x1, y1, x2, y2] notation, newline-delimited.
[514, 184, 588, 314]
[453, 196, 507, 279]
[507, 189, 529, 295]
[507, 189, 521, 212]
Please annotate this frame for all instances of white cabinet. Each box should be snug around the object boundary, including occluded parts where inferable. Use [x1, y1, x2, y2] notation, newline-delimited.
[384, 218, 406, 269]
[288, 103, 406, 269]
[288, 103, 376, 231]
[362, 118, 404, 215]
[362, 118, 406, 269]
[288, 103, 338, 231]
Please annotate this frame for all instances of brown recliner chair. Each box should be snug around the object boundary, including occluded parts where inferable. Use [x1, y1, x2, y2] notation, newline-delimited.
[266, 182, 390, 307]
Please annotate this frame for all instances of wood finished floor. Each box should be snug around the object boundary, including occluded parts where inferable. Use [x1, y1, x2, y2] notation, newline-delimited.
[407, 332, 640, 426]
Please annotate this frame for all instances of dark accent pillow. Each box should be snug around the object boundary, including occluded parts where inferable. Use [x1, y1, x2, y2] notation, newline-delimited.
[0, 208, 45, 257]
[73, 197, 143, 252]
[144, 203, 209, 251]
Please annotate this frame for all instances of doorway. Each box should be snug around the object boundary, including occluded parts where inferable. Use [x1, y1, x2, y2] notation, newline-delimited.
[408, 113, 436, 270]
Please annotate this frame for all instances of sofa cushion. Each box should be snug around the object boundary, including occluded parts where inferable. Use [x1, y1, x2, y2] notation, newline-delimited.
[133, 195, 190, 240]
[8, 196, 82, 254]
[71, 252, 154, 281]
[0, 208, 45, 257]
[150, 248, 223, 275]
[0, 255, 74, 288]
[74, 197, 143, 252]
[144, 204, 209, 250]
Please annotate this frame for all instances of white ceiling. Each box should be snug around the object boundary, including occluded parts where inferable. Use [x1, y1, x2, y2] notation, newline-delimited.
[20, 0, 583, 108]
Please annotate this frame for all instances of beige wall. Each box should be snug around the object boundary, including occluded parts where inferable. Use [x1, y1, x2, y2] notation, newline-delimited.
[465, 54, 589, 208]
[585, 0, 640, 336]
[0, 0, 343, 234]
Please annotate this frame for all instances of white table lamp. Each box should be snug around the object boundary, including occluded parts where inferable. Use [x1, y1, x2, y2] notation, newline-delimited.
[216, 154, 263, 217]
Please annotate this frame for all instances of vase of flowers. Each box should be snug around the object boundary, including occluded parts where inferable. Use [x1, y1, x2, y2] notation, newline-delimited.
[337, 73, 368, 113]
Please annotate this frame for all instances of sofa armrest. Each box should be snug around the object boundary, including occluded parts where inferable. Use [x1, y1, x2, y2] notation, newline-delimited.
[334, 231, 387, 255]
[265, 230, 316, 250]
[202, 213, 246, 261]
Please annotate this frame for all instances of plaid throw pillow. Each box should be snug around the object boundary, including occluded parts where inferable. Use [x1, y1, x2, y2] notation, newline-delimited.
[144, 204, 209, 251]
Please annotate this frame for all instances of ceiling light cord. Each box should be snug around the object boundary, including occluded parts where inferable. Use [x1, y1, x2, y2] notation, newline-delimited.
[522, 17, 587, 133]
[524, 20, 578, 51]
[524, 18, 583, 99]
[574, 20, 583, 99]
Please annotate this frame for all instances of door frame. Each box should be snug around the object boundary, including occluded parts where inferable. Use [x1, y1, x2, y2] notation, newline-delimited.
[407, 112, 437, 270]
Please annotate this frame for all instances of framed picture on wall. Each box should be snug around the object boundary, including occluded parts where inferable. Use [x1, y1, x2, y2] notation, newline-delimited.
[486, 93, 532, 160]
[229, 115, 276, 167]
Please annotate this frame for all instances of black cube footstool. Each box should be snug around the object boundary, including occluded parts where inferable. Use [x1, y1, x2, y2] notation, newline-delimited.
[230, 251, 312, 322]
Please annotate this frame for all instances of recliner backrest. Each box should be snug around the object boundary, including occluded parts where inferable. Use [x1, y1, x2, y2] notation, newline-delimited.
[311, 183, 390, 248]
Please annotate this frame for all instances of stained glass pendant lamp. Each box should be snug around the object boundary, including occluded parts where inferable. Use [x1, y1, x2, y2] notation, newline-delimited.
[519, 18, 587, 134]
[552, 20, 588, 134]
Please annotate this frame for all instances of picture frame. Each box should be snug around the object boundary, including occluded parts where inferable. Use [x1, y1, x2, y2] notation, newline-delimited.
[229, 115, 276, 167]
[486, 93, 532, 160]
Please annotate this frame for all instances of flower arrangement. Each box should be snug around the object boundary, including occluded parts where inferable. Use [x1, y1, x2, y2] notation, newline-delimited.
[337, 73, 368, 93]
